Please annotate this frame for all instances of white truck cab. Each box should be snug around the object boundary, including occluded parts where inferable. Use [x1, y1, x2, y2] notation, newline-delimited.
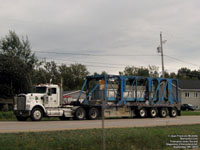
[14, 84, 73, 121]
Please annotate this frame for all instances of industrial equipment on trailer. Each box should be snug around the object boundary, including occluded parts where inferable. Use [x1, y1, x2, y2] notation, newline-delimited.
[14, 75, 181, 121]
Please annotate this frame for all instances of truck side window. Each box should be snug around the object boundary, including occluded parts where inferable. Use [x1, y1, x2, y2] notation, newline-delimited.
[51, 88, 57, 94]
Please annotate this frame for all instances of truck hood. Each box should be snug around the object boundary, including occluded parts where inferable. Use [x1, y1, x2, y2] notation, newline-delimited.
[18, 93, 46, 97]
[26, 93, 45, 97]
[25, 93, 46, 102]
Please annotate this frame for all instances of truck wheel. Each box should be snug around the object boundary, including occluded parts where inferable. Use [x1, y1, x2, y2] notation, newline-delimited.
[88, 107, 99, 120]
[149, 108, 157, 118]
[31, 107, 43, 121]
[169, 108, 177, 117]
[74, 107, 86, 120]
[160, 108, 168, 118]
[16, 116, 28, 121]
[138, 108, 147, 118]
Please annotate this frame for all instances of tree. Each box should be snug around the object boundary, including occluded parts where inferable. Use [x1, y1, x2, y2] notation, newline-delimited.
[59, 63, 89, 90]
[163, 71, 170, 78]
[190, 70, 200, 80]
[32, 68, 49, 85]
[169, 72, 177, 79]
[44, 61, 60, 84]
[119, 66, 149, 77]
[0, 31, 37, 97]
[93, 71, 108, 76]
[177, 68, 191, 80]
[101, 71, 108, 75]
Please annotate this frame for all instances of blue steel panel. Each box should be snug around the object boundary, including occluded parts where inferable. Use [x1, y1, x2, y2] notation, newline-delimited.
[77, 79, 87, 102]
[117, 76, 125, 104]
[168, 80, 173, 104]
[80, 75, 180, 105]
[160, 80, 168, 101]
[83, 83, 99, 104]
[126, 98, 135, 101]
[107, 97, 116, 101]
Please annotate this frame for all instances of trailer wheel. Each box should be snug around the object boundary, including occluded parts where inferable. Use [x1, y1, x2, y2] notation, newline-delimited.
[88, 107, 99, 120]
[74, 107, 86, 120]
[169, 108, 177, 117]
[149, 108, 158, 118]
[160, 108, 168, 118]
[138, 108, 147, 118]
[16, 116, 28, 121]
[31, 107, 43, 121]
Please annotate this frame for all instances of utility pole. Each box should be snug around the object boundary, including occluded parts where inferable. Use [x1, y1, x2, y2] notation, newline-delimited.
[102, 99, 105, 150]
[160, 32, 165, 78]
[157, 32, 166, 78]
[101, 79, 106, 150]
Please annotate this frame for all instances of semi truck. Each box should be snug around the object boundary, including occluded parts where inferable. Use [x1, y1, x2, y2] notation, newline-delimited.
[14, 75, 181, 121]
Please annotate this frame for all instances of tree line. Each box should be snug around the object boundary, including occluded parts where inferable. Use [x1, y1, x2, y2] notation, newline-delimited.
[1, 31, 200, 98]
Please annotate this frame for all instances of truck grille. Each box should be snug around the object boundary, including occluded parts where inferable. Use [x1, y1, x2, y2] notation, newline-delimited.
[17, 96, 26, 110]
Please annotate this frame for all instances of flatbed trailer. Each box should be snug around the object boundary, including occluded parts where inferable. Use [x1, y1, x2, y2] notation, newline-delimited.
[71, 75, 181, 119]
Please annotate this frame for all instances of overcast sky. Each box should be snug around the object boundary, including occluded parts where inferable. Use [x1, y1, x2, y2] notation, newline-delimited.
[0, 0, 200, 75]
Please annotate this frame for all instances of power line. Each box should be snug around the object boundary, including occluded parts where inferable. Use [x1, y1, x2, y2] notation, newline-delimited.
[33, 50, 159, 57]
[39, 57, 143, 67]
[164, 55, 200, 67]
[39, 57, 124, 69]
[53, 61, 124, 69]
[35, 50, 200, 68]
[36, 51, 200, 70]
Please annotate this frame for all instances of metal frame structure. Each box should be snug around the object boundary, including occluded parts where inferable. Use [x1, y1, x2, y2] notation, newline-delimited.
[78, 75, 180, 106]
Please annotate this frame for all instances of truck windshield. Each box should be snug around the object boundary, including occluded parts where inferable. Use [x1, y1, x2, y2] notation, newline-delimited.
[33, 87, 47, 93]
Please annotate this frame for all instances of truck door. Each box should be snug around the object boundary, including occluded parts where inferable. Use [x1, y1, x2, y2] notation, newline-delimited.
[45, 88, 58, 107]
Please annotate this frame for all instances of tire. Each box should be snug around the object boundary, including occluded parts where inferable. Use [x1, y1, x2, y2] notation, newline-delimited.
[160, 108, 168, 118]
[88, 107, 99, 120]
[138, 108, 147, 118]
[169, 108, 177, 118]
[59, 116, 70, 120]
[149, 108, 158, 118]
[16, 116, 28, 121]
[31, 107, 43, 121]
[74, 107, 86, 120]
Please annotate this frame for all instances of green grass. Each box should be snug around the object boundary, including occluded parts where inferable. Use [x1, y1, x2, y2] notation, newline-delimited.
[0, 111, 16, 121]
[0, 111, 60, 121]
[0, 125, 200, 150]
[181, 110, 200, 116]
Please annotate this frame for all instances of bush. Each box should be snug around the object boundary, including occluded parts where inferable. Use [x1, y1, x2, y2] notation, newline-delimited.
[1, 104, 9, 112]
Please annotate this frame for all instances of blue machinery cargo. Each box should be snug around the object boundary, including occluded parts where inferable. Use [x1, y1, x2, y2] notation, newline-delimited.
[75, 75, 181, 119]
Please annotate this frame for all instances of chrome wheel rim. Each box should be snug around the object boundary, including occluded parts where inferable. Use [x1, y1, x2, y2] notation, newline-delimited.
[77, 111, 84, 119]
[151, 109, 156, 117]
[172, 110, 176, 116]
[162, 110, 166, 116]
[33, 110, 41, 120]
[140, 109, 145, 117]
[90, 110, 97, 119]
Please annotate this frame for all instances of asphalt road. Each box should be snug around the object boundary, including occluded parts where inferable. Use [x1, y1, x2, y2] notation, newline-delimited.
[0, 116, 200, 133]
